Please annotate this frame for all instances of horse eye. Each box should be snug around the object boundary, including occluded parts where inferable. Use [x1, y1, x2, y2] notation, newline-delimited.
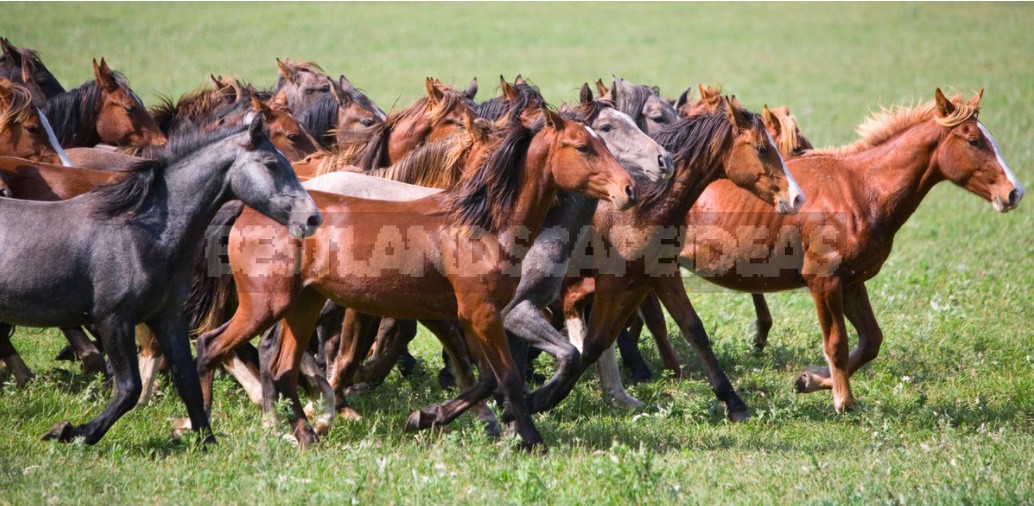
[792, 148, 805, 156]
[599, 124, 613, 133]
[124, 104, 136, 112]
[287, 133, 301, 142]
[755, 144, 768, 155]
[650, 115, 666, 123]
[576, 144, 589, 153]
[968, 138, 980, 147]
[360, 118, 376, 127]
[320, 85, 330, 93]
[265, 162, 280, 172]
[25, 124, 39, 134]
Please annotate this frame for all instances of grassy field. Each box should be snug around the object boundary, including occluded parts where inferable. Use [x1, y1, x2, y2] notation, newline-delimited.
[2, 2, 1034, 504]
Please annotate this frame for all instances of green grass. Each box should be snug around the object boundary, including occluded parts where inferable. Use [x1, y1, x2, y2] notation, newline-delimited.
[2, 2, 1034, 504]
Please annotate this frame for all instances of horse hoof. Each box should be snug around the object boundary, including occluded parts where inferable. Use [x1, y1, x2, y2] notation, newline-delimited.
[337, 406, 362, 422]
[170, 417, 193, 438]
[397, 352, 418, 377]
[609, 392, 645, 409]
[41, 421, 77, 442]
[295, 429, 317, 450]
[728, 409, 751, 423]
[518, 439, 547, 454]
[483, 420, 501, 439]
[404, 410, 435, 433]
[436, 368, 456, 391]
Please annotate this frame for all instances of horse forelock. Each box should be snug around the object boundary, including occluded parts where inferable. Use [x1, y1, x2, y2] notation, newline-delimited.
[0, 80, 35, 131]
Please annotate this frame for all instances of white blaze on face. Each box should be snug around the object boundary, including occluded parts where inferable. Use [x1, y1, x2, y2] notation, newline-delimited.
[766, 130, 804, 210]
[36, 107, 73, 167]
[583, 123, 602, 141]
[978, 121, 1025, 204]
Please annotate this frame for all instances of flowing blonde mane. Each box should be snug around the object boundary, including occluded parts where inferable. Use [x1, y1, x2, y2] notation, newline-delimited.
[0, 78, 36, 132]
[809, 95, 978, 156]
[770, 108, 803, 156]
[310, 131, 475, 190]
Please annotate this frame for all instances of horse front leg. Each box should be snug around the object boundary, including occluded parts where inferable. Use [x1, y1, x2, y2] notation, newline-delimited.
[797, 277, 856, 413]
[797, 283, 884, 396]
[639, 290, 683, 378]
[751, 294, 774, 350]
[146, 307, 215, 443]
[42, 317, 141, 445]
[266, 289, 327, 449]
[652, 275, 749, 422]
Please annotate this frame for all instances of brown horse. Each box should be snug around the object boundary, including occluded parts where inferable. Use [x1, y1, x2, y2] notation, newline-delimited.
[300, 75, 388, 150]
[0, 38, 65, 106]
[294, 77, 475, 176]
[520, 97, 804, 422]
[41, 58, 166, 149]
[0, 79, 66, 164]
[247, 93, 323, 162]
[149, 75, 245, 137]
[679, 89, 1022, 412]
[193, 108, 635, 449]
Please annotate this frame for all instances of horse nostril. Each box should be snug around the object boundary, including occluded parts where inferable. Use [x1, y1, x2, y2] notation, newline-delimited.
[1008, 188, 1020, 206]
[624, 185, 635, 202]
[793, 193, 806, 210]
[307, 214, 322, 228]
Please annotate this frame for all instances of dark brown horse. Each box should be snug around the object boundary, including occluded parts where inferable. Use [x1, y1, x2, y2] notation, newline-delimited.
[679, 89, 1022, 412]
[0, 38, 65, 106]
[41, 58, 166, 149]
[194, 109, 636, 449]
[300, 75, 387, 150]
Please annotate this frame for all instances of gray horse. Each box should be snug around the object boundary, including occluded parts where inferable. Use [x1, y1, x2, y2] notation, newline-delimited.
[0, 117, 319, 445]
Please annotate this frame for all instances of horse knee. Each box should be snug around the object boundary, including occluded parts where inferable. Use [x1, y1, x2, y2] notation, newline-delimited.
[556, 345, 581, 372]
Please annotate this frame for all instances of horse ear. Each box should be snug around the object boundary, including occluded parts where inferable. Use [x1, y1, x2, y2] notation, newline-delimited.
[463, 77, 478, 101]
[1, 39, 20, 65]
[761, 104, 780, 135]
[92, 58, 118, 91]
[270, 90, 290, 111]
[595, 79, 609, 97]
[969, 88, 984, 107]
[210, 74, 223, 90]
[514, 74, 526, 86]
[330, 76, 349, 104]
[501, 75, 519, 102]
[337, 74, 353, 91]
[934, 88, 957, 118]
[250, 94, 275, 122]
[724, 97, 747, 129]
[543, 106, 565, 130]
[425, 77, 444, 104]
[275, 58, 294, 83]
[580, 83, 593, 105]
[464, 108, 487, 141]
[247, 114, 265, 149]
[675, 89, 691, 111]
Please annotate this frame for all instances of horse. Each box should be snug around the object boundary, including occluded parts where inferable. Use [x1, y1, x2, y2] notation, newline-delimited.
[0, 38, 65, 106]
[0, 117, 320, 445]
[474, 75, 545, 126]
[617, 98, 817, 381]
[678, 89, 1023, 412]
[149, 75, 245, 137]
[273, 58, 335, 118]
[300, 75, 388, 150]
[597, 77, 680, 134]
[192, 108, 635, 449]
[0, 78, 69, 165]
[507, 96, 804, 424]
[313, 85, 674, 412]
[41, 58, 167, 149]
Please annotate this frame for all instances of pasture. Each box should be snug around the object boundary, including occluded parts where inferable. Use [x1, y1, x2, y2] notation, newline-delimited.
[1, 2, 1033, 503]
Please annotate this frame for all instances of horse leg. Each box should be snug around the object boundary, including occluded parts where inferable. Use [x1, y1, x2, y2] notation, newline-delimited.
[195, 300, 278, 416]
[136, 324, 165, 406]
[223, 342, 264, 405]
[266, 289, 326, 449]
[298, 351, 336, 434]
[616, 327, 653, 383]
[0, 323, 34, 387]
[327, 310, 377, 417]
[795, 277, 856, 412]
[652, 275, 749, 422]
[752, 294, 774, 350]
[581, 299, 644, 408]
[354, 319, 418, 385]
[640, 291, 683, 378]
[799, 283, 884, 391]
[61, 327, 107, 376]
[147, 308, 214, 443]
[42, 318, 141, 444]
[416, 320, 498, 436]
[316, 301, 344, 382]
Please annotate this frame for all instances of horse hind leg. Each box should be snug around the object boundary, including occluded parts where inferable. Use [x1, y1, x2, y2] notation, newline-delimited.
[417, 320, 499, 437]
[61, 327, 108, 376]
[136, 324, 165, 406]
[751, 294, 774, 350]
[42, 318, 141, 445]
[0, 324, 35, 387]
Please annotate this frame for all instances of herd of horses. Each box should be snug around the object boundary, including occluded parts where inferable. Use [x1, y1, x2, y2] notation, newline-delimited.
[0, 38, 1023, 451]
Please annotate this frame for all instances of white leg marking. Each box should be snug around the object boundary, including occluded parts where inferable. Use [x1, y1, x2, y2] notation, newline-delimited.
[226, 356, 264, 405]
[565, 317, 586, 353]
[597, 343, 644, 409]
[137, 353, 162, 407]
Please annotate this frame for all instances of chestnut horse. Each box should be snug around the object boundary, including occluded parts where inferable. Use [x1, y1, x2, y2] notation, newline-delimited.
[0, 79, 68, 165]
[194, 109, 635, 449]
[41, 58, 166, 149]
[300, 75, 387, 150]
[517, 97, 804, 422]
[679, 89, 1023, 412]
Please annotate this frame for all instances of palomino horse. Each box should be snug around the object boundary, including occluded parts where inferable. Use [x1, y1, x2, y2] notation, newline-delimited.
[194, 109, 635, 449]
[513, 97, 804, 422]
[41, 58, 167, 149]
[300, 75, 387, 150]
[0, 79, 68, 165]
[680, 89, 1023, 412]
[0, 117, 319, 444]
[0, 38, 65, 106]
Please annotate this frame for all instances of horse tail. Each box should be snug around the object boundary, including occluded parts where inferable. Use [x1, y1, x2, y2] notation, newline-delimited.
[185, 201, 245, 336]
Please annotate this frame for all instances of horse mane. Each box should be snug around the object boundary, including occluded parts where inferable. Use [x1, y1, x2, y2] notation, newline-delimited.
[641, 110, 742, 209]
[150, 84, 239, 134]
[771, 109, 803, 156]
[40, 77, 119, 146]
[475, 81, 543, 121]
[90, 124, 249, 217]
[612, 82, 659, 131]
[443, 118, 538, 233]
[0, 79, 36, 131]
[808, 95, 979, 157]
[366, 133, 474, 188]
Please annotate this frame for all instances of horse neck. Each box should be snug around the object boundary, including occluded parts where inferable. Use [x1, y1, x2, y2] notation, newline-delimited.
[386, 106, 432, 163]
[42, 84, 100, 148]
[136, 146, 235, 262]
[838, 120, 944, 232]
[500, 133, 558, 243]
[638, 147, 723, 225]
